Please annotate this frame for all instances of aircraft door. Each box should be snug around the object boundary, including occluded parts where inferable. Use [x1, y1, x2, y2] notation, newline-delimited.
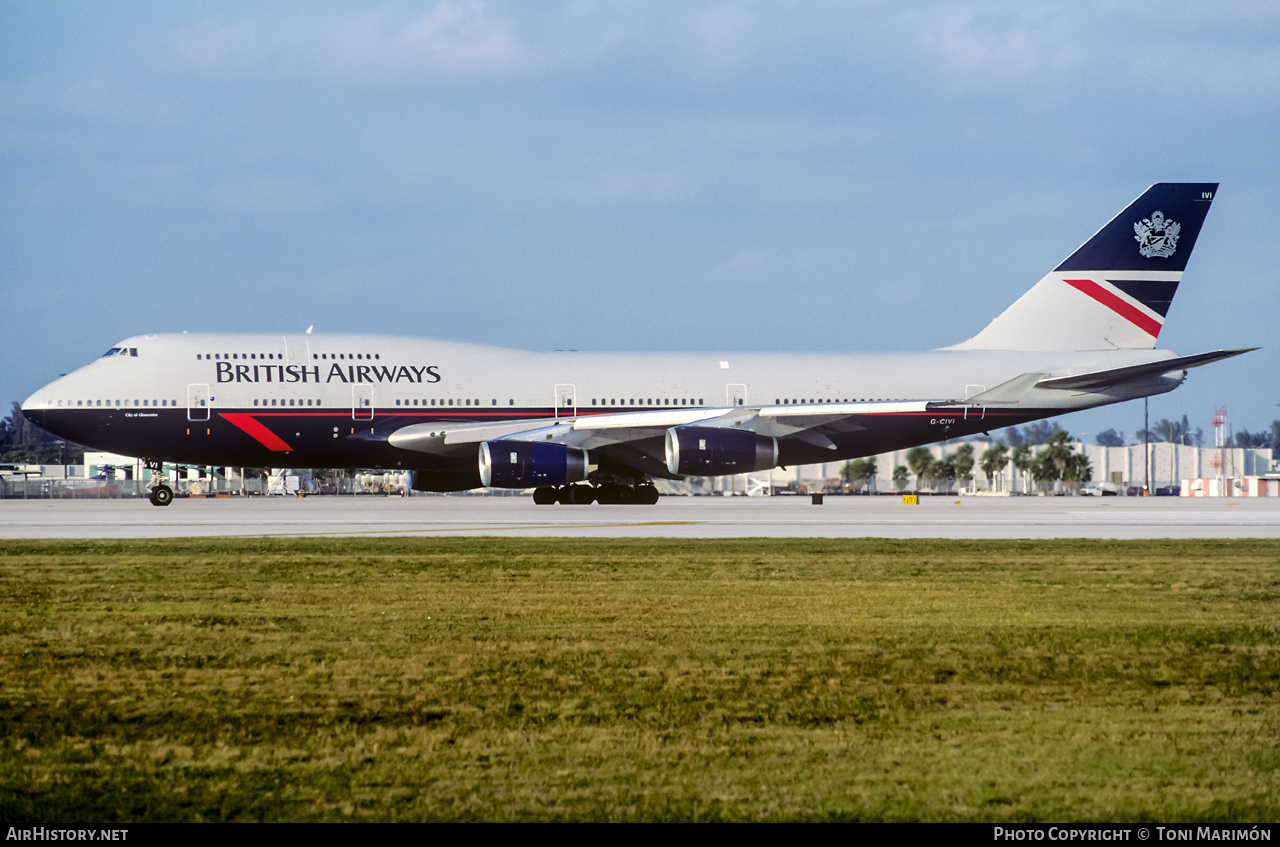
[963, 384, 986, 420]
[727, 384, 747, 407]
[187, 384, 210, 421]
[554, 384, 576, 418]
[283, 334, 310, 365]
[352, 385, 374, 421]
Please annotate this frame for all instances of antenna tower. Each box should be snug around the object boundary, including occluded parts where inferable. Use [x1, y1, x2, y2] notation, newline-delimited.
[1210, 406, 1234, 494]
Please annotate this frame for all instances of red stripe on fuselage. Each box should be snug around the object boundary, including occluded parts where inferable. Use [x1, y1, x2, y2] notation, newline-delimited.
[219, 413, 294, 451]
[1064, 278, 1162, 338]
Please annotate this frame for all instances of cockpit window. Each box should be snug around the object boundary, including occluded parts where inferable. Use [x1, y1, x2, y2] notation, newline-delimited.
[99, 347, 138, 358]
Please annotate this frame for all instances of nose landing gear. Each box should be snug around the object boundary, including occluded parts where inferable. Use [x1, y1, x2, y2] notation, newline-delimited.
[142, 458, 174, 506]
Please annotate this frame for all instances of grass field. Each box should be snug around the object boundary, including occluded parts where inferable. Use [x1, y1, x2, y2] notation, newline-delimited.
[1, 538, 1277, 822]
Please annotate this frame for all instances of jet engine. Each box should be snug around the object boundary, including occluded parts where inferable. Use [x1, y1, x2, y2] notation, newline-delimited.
[664, 426, 778, 476]
[479, 440, 590, 488]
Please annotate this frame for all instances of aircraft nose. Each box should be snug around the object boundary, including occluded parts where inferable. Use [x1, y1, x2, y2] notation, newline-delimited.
[21, 391, 46, 429]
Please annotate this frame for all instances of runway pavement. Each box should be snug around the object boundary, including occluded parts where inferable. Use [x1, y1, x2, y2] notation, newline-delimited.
[2, 494, 1278, 539]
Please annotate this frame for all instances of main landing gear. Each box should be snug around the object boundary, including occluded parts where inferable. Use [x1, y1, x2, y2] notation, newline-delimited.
[532, 481, 660, 505]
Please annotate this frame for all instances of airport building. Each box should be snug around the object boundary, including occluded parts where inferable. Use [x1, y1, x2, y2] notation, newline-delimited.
[711, 441, 1280, 497]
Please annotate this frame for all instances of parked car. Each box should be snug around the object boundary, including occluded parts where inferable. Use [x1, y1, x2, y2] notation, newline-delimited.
[1080, 485, 1117, 496]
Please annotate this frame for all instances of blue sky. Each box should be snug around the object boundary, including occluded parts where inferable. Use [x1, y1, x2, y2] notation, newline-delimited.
[3, 1, 1277, 442]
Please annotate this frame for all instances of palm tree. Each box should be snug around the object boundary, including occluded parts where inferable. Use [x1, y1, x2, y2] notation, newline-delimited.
[1038, 431, 1075, 492]
[1063, 450, 1092, 487]
[980, 444, 1009, 491]
[841, 457, 877, 493]
[927, 455, 955, 493]
[906, 446, 933, 493]
[951, 443, 975, 492]
[1010, 444, 1033, 494]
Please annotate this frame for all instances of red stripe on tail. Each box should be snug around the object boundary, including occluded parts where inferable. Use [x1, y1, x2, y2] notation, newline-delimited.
[1064, 279, 1162, 338]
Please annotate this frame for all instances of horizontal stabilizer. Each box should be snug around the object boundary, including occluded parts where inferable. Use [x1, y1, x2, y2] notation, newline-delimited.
[964, 373, 1048, 405]
[1035, 348, 1256, 391]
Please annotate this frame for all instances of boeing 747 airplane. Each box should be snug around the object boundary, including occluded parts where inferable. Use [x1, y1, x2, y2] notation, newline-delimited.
[21, 183, 1252, 505]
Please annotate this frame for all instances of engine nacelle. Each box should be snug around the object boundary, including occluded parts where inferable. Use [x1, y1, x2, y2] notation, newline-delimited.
[479, 440, 589, 488]
[665, 426, 778, 476]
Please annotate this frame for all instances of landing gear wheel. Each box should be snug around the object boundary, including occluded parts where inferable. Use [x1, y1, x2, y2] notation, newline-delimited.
[568, 485, 596, 505]
[532, 487, 558, 505]
[149, 485, 174, 507]
[636, 483, 660, 505]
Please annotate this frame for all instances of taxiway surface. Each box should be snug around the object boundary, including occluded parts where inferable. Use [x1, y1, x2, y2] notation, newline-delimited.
[2, 495, 1277, 539]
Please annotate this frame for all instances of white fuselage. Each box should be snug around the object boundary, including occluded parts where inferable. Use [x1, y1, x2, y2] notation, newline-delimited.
[22, 332, 1185, 481]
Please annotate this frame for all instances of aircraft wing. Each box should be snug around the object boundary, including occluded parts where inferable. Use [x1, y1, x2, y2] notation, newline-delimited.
[564, 401, 935, 477]
[573, 402, 928, 445]
[387, 408, 726, 454]
[390, 402, 931, 453]
[387, 419, 567, 453]
[387, 400, 936, 479]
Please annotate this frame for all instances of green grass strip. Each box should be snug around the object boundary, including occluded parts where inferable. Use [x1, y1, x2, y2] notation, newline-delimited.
[2, 538, 1277, 821]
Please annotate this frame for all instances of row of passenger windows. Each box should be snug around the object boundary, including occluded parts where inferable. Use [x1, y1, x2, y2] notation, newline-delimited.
[590, 399, 701, 407]
[775, 398, 899, 404]
[262, 398, 896, 408]
[195, 352, 385, 361]
[247, 398, 710, 409]
[386, 398, 707, 408]
[58, 399, 175, 407]
[394, 399, 513, 406]
[58, 396, 902, 411]
[391, 399, 708, 408]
